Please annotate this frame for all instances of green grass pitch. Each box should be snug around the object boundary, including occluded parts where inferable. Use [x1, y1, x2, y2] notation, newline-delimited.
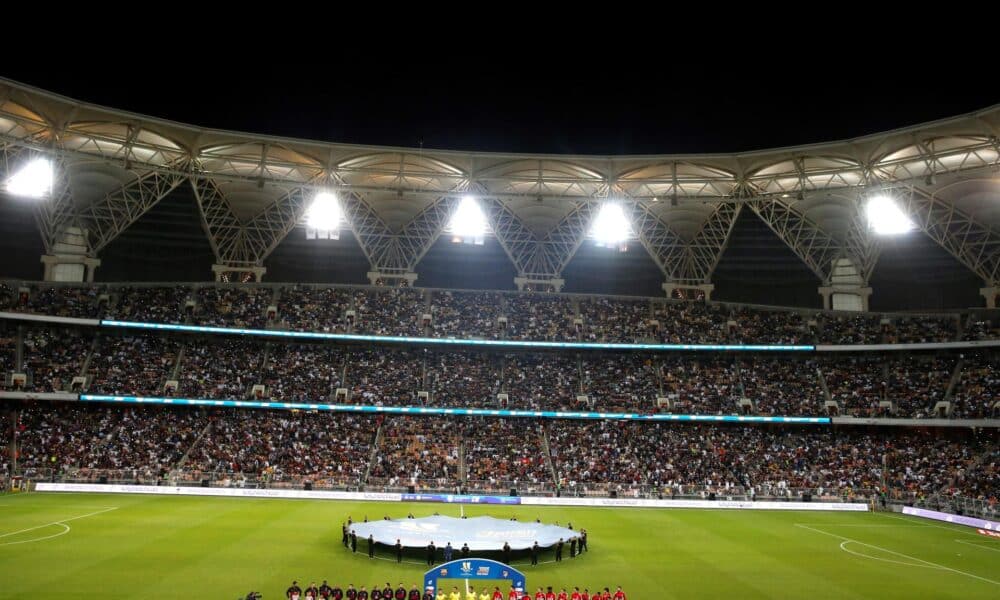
[0, 492, 997, 599]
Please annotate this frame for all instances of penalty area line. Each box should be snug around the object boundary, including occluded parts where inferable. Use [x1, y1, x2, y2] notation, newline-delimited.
[795, 524, 999, 587]
[955, 539, 1000, 554]
[0, 506, 119, 540]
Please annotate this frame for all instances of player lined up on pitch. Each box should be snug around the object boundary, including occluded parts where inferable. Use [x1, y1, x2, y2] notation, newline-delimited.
[283, 582, 628, 600]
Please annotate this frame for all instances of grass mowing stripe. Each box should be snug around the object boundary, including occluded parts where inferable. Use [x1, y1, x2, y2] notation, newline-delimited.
[795, 524, 1000, 587]
[0, 506, 118, 539]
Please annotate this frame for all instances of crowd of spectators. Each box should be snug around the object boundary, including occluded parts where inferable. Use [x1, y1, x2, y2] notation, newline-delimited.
[348, 348, 424, 406]
[185, 410, 375, 486]
[0, 330, 15, 388]
[464, 418, 551, 491]
[963, 316, 999, 341]
[886, 316, 957, 343]
[3, 402, 996, 501]
[263, 344, 345, 403]
[278, 287, 352, 333]
[819, 314, 883, 345]
[581, 355, 659, 412]
[18, 285, 103, 319]
[106, 286, 190, 324]
[3, 280, 997, 345]
[505, 294, 576, 341]
[427, 352, 501, 407]
[951, 352, 1000, 418]
[15, 403, 205, 480]
[179, 338, 266, 399]
[504, 354, 581, 410]
[369, 416, 459, 488]
[196, 287, 270, 329]
[87, 335, 181, 396]
[653, 302, 729, 344]
[738, 357, 823, 416]
[0, 282, 15, 310]
[822, 356, 885, 416]
[885, 355, 955, 417]
[21, 328, 91, 392]
[429, 291, 502, 339]
[353, 289, 426, 337]
[730, 308, 809, 345]
[659, 355, 739, 414]
[578, 297, 651, 343]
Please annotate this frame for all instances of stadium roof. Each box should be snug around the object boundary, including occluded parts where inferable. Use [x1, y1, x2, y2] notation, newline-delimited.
[0, 77, 998, 307]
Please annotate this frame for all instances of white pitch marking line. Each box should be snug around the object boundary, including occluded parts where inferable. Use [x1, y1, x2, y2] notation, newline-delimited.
[0, 506, 119, 540]
[0, 523, 70, 546]
[838, 540, 942, 568]
[794, 523, 935, 528]
[795, 524, 1000, 587]
[955, 539, 1000, 554]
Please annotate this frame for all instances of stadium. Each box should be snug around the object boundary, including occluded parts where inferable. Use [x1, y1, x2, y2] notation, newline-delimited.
[0, 75, 997, 599]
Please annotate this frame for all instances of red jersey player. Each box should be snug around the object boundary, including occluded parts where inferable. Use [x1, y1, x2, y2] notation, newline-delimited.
[612, 588, 625, 600]
[571, 589, 582, 600]
[534, 588, 545, 600]
[557, 590, 568, 600]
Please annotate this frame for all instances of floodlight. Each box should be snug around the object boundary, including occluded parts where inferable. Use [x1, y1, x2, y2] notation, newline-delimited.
[866, 194, 914, 235]
[306, 191, 341, 231]
[449, 196, 487, 244]
[591, 202, 631, 246]
[6, 158, 53, 198]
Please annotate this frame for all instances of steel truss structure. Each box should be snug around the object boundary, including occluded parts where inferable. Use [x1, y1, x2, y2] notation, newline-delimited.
[0, 78, 998, 286]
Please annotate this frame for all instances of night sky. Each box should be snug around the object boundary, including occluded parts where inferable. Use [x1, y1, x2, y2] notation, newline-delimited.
[4, 62, 996, 156]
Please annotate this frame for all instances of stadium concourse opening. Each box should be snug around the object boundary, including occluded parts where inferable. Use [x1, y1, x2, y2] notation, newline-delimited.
[347, 517, 585, 566]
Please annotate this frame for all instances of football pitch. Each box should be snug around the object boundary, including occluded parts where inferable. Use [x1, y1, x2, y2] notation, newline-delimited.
[0, 492, 997, 599]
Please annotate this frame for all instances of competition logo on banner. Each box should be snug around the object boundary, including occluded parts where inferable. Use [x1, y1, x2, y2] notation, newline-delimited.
[401, 493, 521, 505]
[424, 559, 526, 596]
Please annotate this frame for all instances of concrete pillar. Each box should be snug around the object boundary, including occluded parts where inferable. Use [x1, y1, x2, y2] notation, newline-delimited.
[40, 255, 101, 283]
[818, 286, 872, 312]
[366, 271, 418, 287]
[661, 282, 714, 301]
[40, 226, 100, 282]
[211, 264, 267, 283]
[981, 286, 998, 309]
[514, 277, 564, 292]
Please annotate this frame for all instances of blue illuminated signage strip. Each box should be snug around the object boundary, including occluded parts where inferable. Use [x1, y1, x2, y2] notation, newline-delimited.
[79, 394, 830, 424]
[99, 320, 815, 352]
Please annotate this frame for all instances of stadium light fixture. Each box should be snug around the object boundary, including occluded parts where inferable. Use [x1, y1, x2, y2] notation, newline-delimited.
[591, 202, 631, 250]
[448, 195, 486, 245]
[5, 158, 53, 198]
[305, 191, 341, 239]
[866, 194, 914, 235]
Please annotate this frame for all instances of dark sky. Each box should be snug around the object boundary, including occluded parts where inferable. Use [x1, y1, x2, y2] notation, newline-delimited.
[4, 60, 997, 155]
